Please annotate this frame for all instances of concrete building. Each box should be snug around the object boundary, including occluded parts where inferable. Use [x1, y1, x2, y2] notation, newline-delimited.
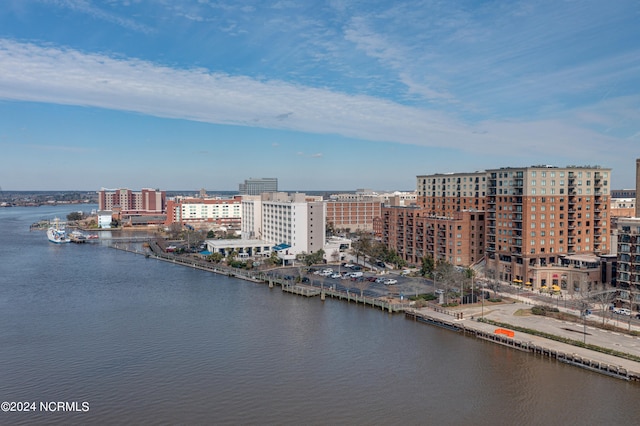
[98, 188, 165, 214]
[205, 239, 273, 259]
[238, 178, 278, 195]
[614, 217, 640, 313]
[97, 211, 113, 229]
[241, 192, 326, 264]
[610, 198, 636, 218]
[485, 165, 611, 288]
[165, 196, 242, 227]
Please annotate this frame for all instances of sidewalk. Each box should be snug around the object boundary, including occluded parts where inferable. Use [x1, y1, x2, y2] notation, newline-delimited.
[415, 296, 640, 378]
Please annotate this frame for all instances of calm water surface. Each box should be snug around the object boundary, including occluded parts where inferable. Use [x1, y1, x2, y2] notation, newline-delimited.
[0, 206, 637, 425]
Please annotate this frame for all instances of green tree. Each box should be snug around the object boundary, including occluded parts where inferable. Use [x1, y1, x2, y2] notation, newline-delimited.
[66, 211, 83, 221]
[420, 255, 435, 277]
[207, 252, 223, 263]
[206, 230, 215, 238]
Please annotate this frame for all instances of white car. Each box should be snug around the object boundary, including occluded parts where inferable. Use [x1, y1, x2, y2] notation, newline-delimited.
[384, 279, 398, 285]
[330, 273, 341, 279]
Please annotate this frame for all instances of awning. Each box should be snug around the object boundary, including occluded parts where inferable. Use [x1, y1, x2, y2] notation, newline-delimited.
[525, 282, 532, 286]
[272, 243, 291, 251]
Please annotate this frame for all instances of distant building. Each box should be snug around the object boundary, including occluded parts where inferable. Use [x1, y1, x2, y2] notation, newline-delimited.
[326, 200, 382, 233]
[238, 178, 278, 195]
[165, 196, 242, 227]
[98, 188, 165, 214]
[611, 189, 636, 199]
[610, 198, 635, 218]
[97, 211, 113, 229]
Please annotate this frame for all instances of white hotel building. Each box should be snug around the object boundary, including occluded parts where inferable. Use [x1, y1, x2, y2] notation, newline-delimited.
[242, 192, 326, 263]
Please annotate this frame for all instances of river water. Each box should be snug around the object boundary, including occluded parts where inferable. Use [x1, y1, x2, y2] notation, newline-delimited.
[0, 205, 637, 425]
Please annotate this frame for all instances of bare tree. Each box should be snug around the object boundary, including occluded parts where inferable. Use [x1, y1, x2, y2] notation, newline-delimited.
[588, 290, 617, 326]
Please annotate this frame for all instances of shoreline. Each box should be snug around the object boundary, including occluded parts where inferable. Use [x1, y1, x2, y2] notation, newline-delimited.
[109, 242, 640, 384]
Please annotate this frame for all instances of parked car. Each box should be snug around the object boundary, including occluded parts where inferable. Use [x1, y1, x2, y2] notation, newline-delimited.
[376, 261, 386, 268]
[384, 279, 398, 285]
[330, 273, 341, 279]
[375, 277, 386, 284]
[350, 271, 363, 278]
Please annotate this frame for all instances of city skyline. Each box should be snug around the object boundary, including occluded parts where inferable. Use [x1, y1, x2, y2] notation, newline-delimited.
[1, 0, 638, 191]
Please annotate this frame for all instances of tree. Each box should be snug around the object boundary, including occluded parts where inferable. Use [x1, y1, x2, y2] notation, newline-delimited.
[207, 252, 223, 263]
[420, 255, 434, 277]
[434, 260, 457, 304]
[66, 211, 83, 221]
[301, 249, 325, 267]
[351, 231, 373, 265]
[588, 290, 616, 326]
[206, 230, 215, 238]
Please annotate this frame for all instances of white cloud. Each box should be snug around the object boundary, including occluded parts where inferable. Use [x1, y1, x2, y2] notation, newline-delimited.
[0, 38, 628, 161]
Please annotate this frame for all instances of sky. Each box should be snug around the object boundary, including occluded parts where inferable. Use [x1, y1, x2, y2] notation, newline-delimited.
[0, 0, 639, 192]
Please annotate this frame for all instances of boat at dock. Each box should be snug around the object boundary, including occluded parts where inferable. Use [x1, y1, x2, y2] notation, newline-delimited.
[47, 218, 70, 244]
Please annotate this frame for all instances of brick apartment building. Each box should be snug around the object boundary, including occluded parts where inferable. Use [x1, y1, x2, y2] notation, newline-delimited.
[98, 188, 166, 214]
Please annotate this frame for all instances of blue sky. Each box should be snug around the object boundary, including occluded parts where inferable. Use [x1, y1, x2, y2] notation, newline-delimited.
[0, 0, 638, 191]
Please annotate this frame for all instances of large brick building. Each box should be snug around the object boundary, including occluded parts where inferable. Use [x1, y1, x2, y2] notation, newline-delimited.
[98, 188, 166, 214]
[485, 166, 611, 286]
[383, 165, 612, 288]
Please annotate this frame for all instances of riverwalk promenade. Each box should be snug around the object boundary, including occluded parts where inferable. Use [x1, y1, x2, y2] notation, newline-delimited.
[110, 241, 640, 382]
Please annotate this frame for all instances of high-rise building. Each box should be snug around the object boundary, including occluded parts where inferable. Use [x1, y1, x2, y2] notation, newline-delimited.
[241, 192, 326, 263]
[238, 178, 278, 195]
[485, 165, 611, 286]
[614, 217, 640, 312]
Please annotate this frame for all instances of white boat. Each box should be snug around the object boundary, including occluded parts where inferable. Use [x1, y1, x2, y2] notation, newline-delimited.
[47, 218, 70, 244]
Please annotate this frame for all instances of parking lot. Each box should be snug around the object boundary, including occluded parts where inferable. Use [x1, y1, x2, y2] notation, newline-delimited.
[271, 264, 436, 299]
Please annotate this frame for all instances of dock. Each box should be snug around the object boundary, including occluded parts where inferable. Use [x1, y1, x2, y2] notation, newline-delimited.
[405, 310, 640, 382]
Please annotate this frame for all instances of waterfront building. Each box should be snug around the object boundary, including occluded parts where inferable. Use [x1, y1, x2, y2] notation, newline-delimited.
[165, 196, 242, 228]
[485, 165, 611, 289]
[383, 206, 485, 266]
[97, 210, 113, 229]
[614, 216, 640, 313]
[205, 239, 273, 259]
[98, 188, 166, 214]
[238, 178, 278, 195]
[241, 192, 326, 264]
[382, 171, 487, 266]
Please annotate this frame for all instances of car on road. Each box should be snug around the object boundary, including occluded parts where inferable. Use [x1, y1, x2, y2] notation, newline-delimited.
[330, 273, 341, 279]
[375, 277, 386, 284]
[384, 279, 398, 285]
[613, 307, 631, 316]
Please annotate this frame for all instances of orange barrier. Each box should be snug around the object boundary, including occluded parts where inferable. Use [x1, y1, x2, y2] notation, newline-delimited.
[494, 328, 515, 338]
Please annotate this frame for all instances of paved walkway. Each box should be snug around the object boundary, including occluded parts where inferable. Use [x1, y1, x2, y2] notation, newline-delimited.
[414, 295, 640, 377]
